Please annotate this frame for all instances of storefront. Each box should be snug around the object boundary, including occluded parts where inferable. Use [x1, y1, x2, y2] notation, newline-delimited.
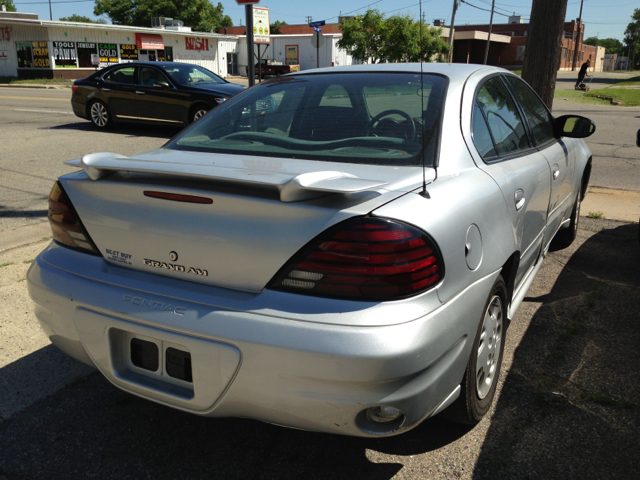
[0, 12, 239, 79]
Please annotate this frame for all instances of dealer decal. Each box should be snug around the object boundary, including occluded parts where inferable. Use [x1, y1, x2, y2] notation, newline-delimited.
[106, 249, 132, 265]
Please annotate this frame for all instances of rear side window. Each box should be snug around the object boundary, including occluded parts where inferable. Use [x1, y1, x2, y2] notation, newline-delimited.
[504, 76, 555, 147]
[103, 66, 136, 84]
[472, 102, 497, 158]
[475, 77, 530, 158]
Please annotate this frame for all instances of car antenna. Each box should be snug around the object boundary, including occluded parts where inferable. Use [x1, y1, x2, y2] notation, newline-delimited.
[418, 0, 431, 199]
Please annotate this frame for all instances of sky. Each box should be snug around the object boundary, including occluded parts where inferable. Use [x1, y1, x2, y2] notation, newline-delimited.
[10, 0, 637, 42]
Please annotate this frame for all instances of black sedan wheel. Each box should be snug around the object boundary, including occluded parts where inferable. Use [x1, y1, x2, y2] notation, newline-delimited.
[89, 101, 112, 129]
[191, 105, 210, 123]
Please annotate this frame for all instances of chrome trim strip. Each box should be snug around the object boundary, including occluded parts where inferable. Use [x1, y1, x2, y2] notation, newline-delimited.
[115, 115, 183, 124]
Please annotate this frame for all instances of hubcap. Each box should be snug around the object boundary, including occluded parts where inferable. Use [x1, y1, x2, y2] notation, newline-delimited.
[91, 103, 108, 127]
[193, 109, 207, 122]
[476, 295, 503, 399]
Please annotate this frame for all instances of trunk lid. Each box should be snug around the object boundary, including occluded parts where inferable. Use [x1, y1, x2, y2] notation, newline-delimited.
[62, 149, 433, 292]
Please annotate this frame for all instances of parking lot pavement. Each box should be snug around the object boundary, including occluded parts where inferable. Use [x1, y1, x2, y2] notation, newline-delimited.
[0, 217, 638, 479]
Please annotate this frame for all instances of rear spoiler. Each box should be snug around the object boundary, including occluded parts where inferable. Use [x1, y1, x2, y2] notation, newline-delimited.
[66, 152, 388, 203]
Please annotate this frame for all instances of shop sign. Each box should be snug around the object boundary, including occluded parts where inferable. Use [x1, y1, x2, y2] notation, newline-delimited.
[77, 43, 97, 68]
[185, 38, 209, 51]
[53, 41, 77, 68]
[285, 45, 298, 65]
[1, 26, 10, 41]
[0, 50, 8, 60]
[252, 6, 270, 44]
[120, 44, 138, 61]
[32, 42, 50, 68]
[99, 43, 118, 65]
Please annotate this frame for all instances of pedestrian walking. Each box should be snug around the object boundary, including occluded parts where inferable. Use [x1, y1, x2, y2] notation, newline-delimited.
[575, 59, 591, 88]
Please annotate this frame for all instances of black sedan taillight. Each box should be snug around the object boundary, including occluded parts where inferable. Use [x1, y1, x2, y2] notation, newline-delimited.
[270, 218, 443, 300]
[48, 182, 101, 255]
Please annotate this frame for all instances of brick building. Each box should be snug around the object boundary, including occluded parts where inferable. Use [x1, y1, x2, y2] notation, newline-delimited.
[453, 19, 605, 72]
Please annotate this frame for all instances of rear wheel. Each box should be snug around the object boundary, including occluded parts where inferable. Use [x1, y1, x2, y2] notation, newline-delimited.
[191, 105, 210, 123]
[89, 100, 112, 129]
[445, 275, 507, 424]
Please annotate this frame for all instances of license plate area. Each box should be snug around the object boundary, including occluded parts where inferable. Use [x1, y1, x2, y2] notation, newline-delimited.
[123, 332, 194, 390]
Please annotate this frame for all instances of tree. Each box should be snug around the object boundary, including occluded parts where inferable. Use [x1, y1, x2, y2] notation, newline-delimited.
[271, 20, 287, 35]
[60, 14, 107, 23]
[521, 0, 568, 109]
[94, 0, 232, 33]
[338, 9, 449, 64]
[1, 0, 17, 12]
[583, 37, 623, 56]
[624, 8, 640, 69]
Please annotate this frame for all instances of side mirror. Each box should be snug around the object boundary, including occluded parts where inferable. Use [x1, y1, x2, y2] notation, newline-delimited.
[636, 129, 640, 147]
[554, 115, 596, 139]
[153, 80, 170, 88]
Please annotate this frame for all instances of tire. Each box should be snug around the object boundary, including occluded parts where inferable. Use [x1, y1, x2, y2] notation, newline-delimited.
[552, 185, 582, 248]
[89, 100, 112, 129]
[191, 105, 210, 123]
[445, 275, 507, 424]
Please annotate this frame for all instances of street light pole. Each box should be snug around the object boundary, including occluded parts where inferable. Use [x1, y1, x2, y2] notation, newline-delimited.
[245, 4, 255, 86]
[483, 0, 495, 64]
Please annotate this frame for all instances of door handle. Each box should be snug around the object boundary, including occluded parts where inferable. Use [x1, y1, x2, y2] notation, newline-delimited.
[552, 164, 560, 180]
[135, 91, 145, 95]
[101, 88, 111, 92]
[515, 189, 525, 211]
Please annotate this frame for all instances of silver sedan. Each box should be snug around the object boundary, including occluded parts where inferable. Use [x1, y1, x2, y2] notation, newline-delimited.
[28, 64, 594, 437]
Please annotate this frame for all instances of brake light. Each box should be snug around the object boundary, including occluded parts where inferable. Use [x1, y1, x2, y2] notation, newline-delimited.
[48, 182, 101, 255]
[71, 85, 79, 94]
[269, 218, 443, 300]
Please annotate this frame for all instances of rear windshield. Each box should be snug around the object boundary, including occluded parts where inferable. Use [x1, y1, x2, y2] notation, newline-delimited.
[167, 72, 448, 166]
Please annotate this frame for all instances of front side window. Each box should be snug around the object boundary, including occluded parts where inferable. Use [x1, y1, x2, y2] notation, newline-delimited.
[167, 73, 448, 166]
[505, 76, 555, 146]
[103, 66, 136, 84]
[161, 64, 225, 86]
[475, 77, 530, 158]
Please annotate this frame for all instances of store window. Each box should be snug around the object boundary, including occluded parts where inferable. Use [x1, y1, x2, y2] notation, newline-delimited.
[120, 44, 138, 62]
[16, 42, 33, 68]
[77, 43, 97, 67]
[53, 41, 77, 68]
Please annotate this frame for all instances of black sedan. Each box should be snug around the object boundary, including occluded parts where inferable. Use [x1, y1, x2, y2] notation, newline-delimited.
[71, 62, 246, 128]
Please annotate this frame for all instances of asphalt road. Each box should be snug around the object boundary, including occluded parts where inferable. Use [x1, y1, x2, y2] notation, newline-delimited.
[0, 88, 172, 231]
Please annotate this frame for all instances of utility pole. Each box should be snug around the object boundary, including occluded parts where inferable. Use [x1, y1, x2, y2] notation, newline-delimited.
[483, 0, 496, 64]
[571, 0, 584, 71]
[306, 16, 313, 24]
[246, 4, 255, 86]
[448, 0, 460, 63]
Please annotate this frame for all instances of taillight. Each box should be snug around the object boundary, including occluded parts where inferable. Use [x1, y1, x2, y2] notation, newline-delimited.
[71, 85, 79, 94]
[48, 182, 101, 255]
[269, 217, 443, 300]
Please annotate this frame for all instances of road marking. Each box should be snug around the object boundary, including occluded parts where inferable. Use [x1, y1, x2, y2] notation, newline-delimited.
[0, 95, 68, 101]
[15, 108, 73, 115]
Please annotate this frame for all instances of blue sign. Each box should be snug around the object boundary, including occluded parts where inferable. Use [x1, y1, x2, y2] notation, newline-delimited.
[309, 20, 326, 27]
[313, 27, 322, 32]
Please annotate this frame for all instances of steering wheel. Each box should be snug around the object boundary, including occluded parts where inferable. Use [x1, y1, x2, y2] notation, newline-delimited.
[366, 109, 416, 140]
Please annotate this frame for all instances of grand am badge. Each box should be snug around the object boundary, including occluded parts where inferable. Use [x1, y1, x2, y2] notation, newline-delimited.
[143, 259, 208, 276]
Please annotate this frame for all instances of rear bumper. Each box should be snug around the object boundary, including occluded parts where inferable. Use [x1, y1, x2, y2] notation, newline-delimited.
[27, 242, 497, 437]
[71, 97, 86, 119]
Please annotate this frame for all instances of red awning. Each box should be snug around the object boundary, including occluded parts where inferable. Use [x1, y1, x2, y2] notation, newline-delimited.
[135, 33, 164, 50]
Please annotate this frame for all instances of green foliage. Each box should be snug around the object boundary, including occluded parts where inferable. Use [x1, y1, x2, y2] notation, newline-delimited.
[624, 8, 640, 68]
[94, 0, 233, 32]
[338, 9, 449, 64]
[271, 20, 287, 35]
[59, 14, 107, 24]
[583, 37, 623, 56]
[1, 0, 17, 12]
